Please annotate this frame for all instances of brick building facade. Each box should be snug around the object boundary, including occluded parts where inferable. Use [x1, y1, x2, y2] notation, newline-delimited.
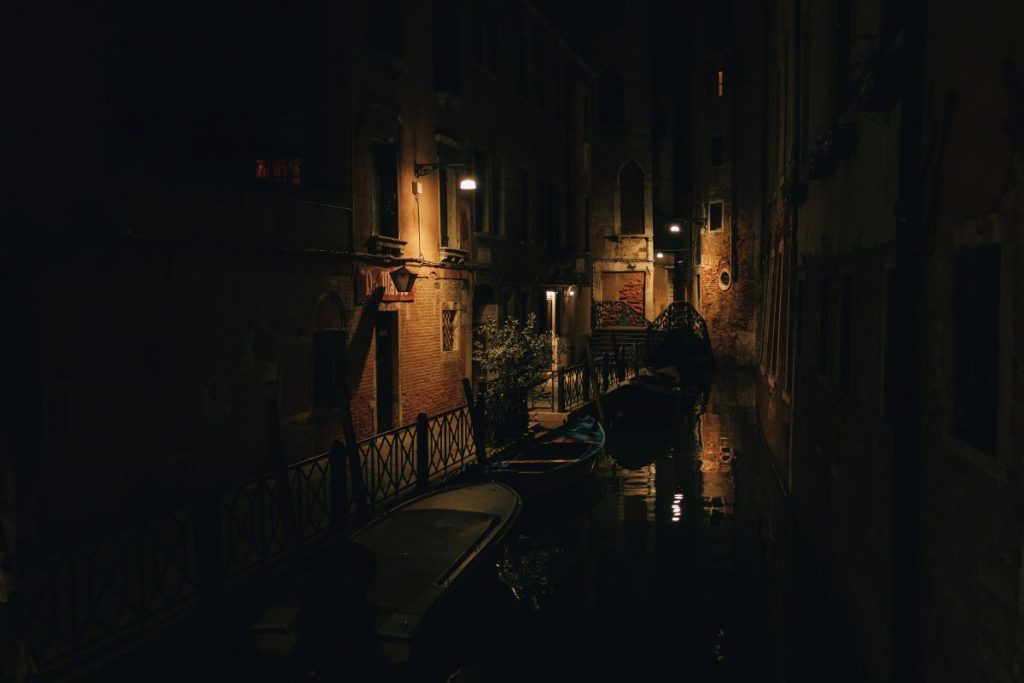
[3, 0, 592, 549]
[688, 1, 764, 367]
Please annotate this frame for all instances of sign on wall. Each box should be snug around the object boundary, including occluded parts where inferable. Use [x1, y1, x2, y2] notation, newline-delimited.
[355, 266, 416, 303]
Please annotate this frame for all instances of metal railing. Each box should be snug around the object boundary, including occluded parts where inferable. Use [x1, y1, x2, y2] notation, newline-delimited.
[527, 372, 556, 412]
[11, 384, 526, 681]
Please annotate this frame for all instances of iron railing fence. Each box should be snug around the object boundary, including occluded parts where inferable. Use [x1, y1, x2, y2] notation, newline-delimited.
[527, 371, 557, 412]
[11, 385, 526, 682]
[425, 405, 477, 484]
[556, 362, 589, 412]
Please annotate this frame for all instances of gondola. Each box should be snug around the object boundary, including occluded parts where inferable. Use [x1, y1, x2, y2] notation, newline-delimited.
[350, 481, 521, 664]
[487, 414, 605, 497]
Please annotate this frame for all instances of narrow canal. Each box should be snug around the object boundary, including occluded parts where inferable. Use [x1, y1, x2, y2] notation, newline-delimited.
[82, 370, 858, 682]
[417, 369, 858, 682]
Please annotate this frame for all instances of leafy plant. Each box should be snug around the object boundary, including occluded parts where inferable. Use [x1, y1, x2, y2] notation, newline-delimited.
[473, 313, 552, 394]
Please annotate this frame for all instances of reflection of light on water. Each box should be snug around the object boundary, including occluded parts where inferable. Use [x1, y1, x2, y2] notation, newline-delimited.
[671, 492, 683, 522]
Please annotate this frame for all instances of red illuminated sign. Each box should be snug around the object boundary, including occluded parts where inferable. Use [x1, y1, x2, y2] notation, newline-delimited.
[355, 266, 416, 303]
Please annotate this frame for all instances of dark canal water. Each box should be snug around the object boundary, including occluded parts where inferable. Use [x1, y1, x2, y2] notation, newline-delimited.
[413, 369, 858, 683]
[83, 370, 858, 682]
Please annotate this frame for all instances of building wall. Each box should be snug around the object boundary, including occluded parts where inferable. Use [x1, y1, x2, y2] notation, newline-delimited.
[755, 0, 1024, 681]
[689, 0, 764, 367]
[755, 0, 902, 678]
[587, 0, 657, 323]
[916, 2, 1024, 679]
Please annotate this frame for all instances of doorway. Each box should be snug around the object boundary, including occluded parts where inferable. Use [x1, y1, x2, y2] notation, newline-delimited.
[375, 311, 398, 431]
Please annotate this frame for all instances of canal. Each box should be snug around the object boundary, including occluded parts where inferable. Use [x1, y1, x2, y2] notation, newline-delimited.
[82, 369, 859, 682]
[409, 368, 860, 682]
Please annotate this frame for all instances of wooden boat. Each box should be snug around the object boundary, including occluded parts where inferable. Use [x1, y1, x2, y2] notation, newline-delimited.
[350, 482, 521, 664]
[487, 414, 605, 497]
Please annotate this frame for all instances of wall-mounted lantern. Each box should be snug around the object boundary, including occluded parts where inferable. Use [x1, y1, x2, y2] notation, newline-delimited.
[389, 265, 418, 293]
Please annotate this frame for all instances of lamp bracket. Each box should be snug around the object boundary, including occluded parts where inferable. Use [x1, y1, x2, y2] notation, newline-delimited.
[414, 161, 468, 177]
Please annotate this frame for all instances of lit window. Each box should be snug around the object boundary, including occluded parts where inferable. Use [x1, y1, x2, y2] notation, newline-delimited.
[709, 201, 723, 231]
[259, 157, 301, 186]
[441, 308, 458, 352]
[715, 69, 725, 97]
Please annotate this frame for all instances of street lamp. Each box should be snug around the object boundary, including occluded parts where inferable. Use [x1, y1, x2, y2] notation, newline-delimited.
[669, 224, 681, 233]
[389, 265, 418, 293]
[414, 161, 477, 190]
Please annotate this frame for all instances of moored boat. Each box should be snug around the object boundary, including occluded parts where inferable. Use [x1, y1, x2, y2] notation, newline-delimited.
[487, 414, 605, 497]
[350, 481, 521, 664]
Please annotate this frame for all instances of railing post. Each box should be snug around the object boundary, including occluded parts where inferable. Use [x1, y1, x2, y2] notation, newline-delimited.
[462, 379, 489, 467]
[415, 413, 430, 493]
[583, 343, 605, 422]
[328, 440, 348, 531]
[557, 368, 567, 412]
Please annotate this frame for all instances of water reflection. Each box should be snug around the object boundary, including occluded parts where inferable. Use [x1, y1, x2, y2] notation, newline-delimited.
[460, 373, 750, 680]
[443, 370, 851, 682]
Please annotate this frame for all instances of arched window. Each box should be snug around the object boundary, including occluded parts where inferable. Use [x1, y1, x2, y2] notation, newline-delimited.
[619, 161, 644, 235]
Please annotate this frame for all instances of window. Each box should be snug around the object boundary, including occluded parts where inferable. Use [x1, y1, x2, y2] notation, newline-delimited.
[313, 330, 346, 407]
[583, 195, 591, 252]
[372, 142, 398, 238]
[619, 162, 644, 234]
[474, 149, 489, 233]
[713, 69, 725, 97]
[953, 245, 1001, 454]
[708, 201, 723, 231]
[598, 70, 626, 128]
[490, 156, 503, 235]
[256, 158, 301, 186]
[439, 166, 451, 247]
[441, 308, 458, 352]
[710, 135, 725, 167]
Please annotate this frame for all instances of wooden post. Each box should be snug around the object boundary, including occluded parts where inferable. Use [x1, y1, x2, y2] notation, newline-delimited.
[267, 399, 301, 571]
[583, 341, 605, 422]
[328, 439, 348, 531]
[462, 379, 489, 467]
[415, 413, 430, 492]
[557, 368, 567, 412]
[336, 376, 369, 522]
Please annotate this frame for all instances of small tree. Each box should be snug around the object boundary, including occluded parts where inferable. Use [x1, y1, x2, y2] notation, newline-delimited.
[473, 313, 551, 394]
